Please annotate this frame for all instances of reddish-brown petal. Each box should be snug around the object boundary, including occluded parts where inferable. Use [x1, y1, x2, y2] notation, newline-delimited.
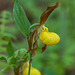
[31, 49, 35, 58]
[40, 1, 59, 25]
[33, 33, 38, 50]
[27, 27, 39, 58]
[41, 44, 47, 53]
[31, 33, 39, 57]
[27, 26, 39, 53]
[33, 41, 38, 50]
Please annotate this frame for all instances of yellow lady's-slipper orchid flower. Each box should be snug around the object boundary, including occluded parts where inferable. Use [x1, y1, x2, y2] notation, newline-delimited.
[39, 27, 60, 45]
[23, 64, 41, 75]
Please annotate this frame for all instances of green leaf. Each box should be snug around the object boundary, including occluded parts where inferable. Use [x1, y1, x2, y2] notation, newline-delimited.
[7, 40, 15, 57]
[0, 18, 13, 24]
[0, 65, 11, 74]
[0, 64, 17, 75]
[14, 48, 29, 59]
[7, 56, 17, 64]
[0, 56, 7, 61]
[0, 62, 7, 67]
[11, 64, 17, 68]
[0, 11, 11, 18]
[13, 0, 31, 37]
[1, 40, 8, 45]
[1, 33, 16, 40]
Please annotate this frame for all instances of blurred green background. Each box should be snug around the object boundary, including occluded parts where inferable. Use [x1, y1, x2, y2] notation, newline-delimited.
[0, 0, 75, 75]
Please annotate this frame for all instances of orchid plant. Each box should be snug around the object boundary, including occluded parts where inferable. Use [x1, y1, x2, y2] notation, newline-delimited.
[13, 0, 60, 75]
[0, 0, 60, 75]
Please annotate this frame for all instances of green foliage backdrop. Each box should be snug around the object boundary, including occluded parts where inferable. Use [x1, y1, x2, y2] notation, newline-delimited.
[0, 0, 75, 75]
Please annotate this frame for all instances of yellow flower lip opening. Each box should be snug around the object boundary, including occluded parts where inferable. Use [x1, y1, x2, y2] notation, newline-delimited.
[39, 27, 60, 45]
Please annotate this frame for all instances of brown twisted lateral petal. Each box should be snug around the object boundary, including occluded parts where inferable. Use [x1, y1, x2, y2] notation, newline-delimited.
[27, 26, 39, 53]
[40, 1, 59, 25]
[31, 33, 39, 57]
[33, 33, 38, 50]
[27, 26, 39, 58]
[41, 44, 47, 53]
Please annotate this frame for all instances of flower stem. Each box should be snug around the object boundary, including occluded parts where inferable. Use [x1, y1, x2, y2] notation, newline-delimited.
[28, 62, 31, 75]
[28, 51, 32, 75]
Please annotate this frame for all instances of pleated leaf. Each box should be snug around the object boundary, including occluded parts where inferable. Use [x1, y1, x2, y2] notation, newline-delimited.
[13, 0, 31, 37]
